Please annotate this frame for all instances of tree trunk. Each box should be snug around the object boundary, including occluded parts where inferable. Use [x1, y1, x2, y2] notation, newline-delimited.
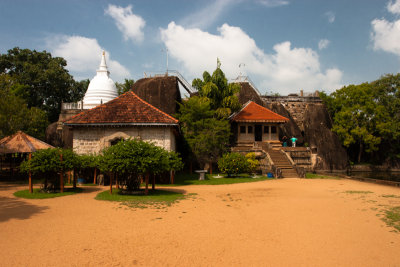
[28, 153, 33, 193]
[93, 168, 97, 184]
[358, 143, 363, 163]
[152, 174, 155, 190]
[73, 169, 77, 188]
[109, 172, 113, 194]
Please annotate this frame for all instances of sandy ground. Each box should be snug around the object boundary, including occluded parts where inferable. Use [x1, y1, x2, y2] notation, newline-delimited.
[1, 178, 400, 267]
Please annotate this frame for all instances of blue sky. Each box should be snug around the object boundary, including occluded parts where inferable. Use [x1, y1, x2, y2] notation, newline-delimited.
[1, 0, 400, 95]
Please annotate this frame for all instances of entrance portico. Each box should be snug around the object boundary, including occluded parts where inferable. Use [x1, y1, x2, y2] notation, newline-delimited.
[230, 101, 289, 144]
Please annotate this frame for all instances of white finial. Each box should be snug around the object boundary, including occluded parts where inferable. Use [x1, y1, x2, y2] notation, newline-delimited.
[98, 51, 109, 76]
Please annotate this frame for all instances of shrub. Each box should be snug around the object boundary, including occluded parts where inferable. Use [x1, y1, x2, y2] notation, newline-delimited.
[245, 152, 260, 173]
[218, 152, 249, 177]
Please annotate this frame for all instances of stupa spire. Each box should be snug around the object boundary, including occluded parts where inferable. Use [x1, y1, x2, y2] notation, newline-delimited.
[98, 50, 109, 75]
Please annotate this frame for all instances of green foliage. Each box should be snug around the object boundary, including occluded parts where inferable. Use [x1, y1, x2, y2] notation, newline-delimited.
[0, 74, 48, 140]
[20, 148, 79, 174]
[245, 152, 260, 173]
[322, 74, 400, 163]
[192, 59, 241, 118]
[116, 79, 134, 95]
[218, 152, 249, 177]
[19, 148, 79, 192]
[0, 47, 86, 122]
[99, 139, 183, 191]
[177, 96, 231, 168]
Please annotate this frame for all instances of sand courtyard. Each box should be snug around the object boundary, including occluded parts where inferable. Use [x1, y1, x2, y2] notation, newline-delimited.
[1, 178, 400, 266]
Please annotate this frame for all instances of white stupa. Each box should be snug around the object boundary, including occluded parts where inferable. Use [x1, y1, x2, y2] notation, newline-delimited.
[82, 51, 118, 109]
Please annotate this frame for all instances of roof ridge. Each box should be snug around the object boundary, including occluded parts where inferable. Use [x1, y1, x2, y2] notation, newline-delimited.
[250, 101, 288, 121]
[129, 91, 179, 123]
[64, 91, 132, 123]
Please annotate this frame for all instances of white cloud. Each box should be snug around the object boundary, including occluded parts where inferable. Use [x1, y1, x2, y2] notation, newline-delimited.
[160, 22, 342, 94]
[105, 4, 145, 43]
[371, 1, 400, 57]
[46, 35, 130, 81]
[324, 11, 335, 23]
[318, 39, 330, 50]
[257, 0, 289, 7]
[180, 0, 235, 29]
[387, 0, 400, 14]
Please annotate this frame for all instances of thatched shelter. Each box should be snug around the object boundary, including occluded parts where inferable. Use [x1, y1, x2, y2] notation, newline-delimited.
[0, 131, 54, 154]
[0, 131, 54, 192]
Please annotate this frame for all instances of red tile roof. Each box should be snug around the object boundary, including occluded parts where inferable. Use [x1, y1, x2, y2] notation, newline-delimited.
[231, 101, 289, 123]
[64, 91, 178, 126]
[0, 131, 54, 154]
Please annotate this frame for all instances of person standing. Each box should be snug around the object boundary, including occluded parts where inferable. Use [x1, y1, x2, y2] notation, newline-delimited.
[291, 136, 298, 147]
[282, 136, 288, 147]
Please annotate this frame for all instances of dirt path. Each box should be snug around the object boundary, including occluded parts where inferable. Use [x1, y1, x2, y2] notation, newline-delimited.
[1, 178, 400, 266]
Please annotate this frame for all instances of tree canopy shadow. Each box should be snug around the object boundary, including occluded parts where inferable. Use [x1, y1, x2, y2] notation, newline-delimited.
[0, 196, 48, 222]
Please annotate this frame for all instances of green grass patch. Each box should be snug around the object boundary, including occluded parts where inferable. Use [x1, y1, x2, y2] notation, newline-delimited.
[65, 183, 98, 186]
[156, 173, 268, 187]
[381, 194, 400, 198]
[14, 187, 83, 199]
[382, 206, 400, 232]
[95, 189, 188, 209]
[305, 173, 340, 179]
[344, 190, 373, 194]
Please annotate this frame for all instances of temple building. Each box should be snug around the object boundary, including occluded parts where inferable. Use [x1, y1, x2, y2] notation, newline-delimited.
[64, 91, 179, 154]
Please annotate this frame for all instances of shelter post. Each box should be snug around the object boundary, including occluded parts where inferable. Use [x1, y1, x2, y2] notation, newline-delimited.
[60, 154, 64, 193]
[116, 173, 119, 189]
[145, 173, 149, 195]
[93, 168, 97, 184]
[28, 153, 33, 193]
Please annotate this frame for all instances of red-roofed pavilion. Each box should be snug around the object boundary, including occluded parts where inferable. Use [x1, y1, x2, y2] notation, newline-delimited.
[230, 101, 289, 143]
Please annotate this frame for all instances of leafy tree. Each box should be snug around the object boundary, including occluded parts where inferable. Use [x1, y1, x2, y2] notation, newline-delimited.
[192, 59, 241, 118]
[20, 148, 79, 192]
[0, 74, 48, 140]
[116, 78, 134, 95]
[99, 139, 183, 192]
[321, 74, 400, 163]
[0, 47, 85, 122]
[177, 96, 231, 169]
[218, 152, 249, 177]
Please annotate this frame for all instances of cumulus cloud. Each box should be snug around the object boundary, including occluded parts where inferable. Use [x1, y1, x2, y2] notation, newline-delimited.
[318, 39, 330, 50]
[324, 11, 335, 23]
[105, 4, 145, 43]
[257, 0, 289, 7]
[371, 0, 400, 56]
[387, 0, 400, 14]
[160, 22, 342, 94]
[46, 35, 130, 81]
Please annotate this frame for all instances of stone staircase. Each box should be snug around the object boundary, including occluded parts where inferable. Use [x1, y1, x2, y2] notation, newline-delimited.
[267, 149, 299, 178]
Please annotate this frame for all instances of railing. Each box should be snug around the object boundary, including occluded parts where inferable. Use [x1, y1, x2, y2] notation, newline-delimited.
[144, 70, 196, 94]
[62, 102, 83, 110]
[232, 75, 262, 96]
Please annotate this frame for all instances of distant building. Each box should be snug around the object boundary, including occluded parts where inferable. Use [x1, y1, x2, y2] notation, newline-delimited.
[230, 101, 289, 144]
[64, 91, 179, 154]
